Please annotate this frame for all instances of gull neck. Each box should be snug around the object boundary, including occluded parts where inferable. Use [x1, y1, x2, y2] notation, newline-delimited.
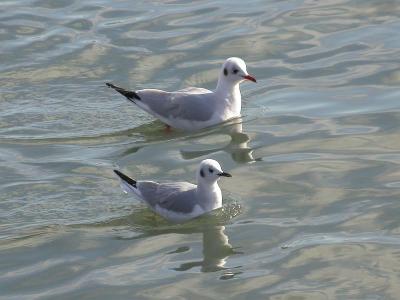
[215, 78, 242, 118]
[215, 77, 240, 97]
[196, 180, 221, 209]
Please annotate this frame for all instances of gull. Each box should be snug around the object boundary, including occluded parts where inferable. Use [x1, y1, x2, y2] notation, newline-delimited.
[113, 159, 232, 222]
[106, 57, 256, 131]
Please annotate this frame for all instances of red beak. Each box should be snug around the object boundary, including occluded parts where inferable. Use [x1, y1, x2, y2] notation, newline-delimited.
[242, 74, 257, 83]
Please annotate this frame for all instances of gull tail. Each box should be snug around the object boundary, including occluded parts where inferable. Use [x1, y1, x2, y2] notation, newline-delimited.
[114, 170, 137, 194]
[106, 83, 141, 103]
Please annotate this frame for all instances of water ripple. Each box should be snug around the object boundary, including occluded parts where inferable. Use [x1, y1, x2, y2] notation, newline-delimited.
[1, 0, 400, 298]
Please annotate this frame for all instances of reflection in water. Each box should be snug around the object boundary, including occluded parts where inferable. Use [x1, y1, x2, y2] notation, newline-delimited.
[180, 118, 256, 163]
[116, 118, 256, 163]
[174, 225, 237, 273]
[228, 122, 255, 163]
[90, 203, 242, 275]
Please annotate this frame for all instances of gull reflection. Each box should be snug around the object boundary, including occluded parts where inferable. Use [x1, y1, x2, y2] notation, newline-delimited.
[174, 225, 237, 272]
[95, 205, 242, 275]
[116, 118, 255, 163]
[180, 118, 256, 163]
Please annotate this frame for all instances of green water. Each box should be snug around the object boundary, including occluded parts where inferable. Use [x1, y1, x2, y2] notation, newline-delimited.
[1, 0, 400, 299]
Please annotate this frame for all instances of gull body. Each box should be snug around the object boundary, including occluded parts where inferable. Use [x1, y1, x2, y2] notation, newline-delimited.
[106, 57, 256, 131]
[114, 159, 232, 222]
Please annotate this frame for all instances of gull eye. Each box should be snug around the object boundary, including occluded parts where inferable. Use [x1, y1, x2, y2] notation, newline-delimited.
[223, 68, 228, 76]
[200, 169, 205, 177]
[233, 69, 239, 74]
[209, 168, 214, 173]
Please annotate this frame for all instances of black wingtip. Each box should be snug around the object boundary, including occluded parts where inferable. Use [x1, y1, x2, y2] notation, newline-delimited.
[105, 82, 141, 101]
[114, 170, 137, 187]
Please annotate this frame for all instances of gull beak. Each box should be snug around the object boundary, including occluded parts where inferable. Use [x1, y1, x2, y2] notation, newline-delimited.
[242, 74, 257, 83]
[218, 172, 232, 177]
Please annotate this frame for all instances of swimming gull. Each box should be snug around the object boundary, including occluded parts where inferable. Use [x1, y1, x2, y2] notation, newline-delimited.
[113, 159, 232, 222]
[106, 57, 256, 131]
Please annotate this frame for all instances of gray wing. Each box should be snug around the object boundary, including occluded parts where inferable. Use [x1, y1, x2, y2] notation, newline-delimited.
[136, 88, 215, 122]
[137, 181, 199, 213]
[176, 87, 211, 93]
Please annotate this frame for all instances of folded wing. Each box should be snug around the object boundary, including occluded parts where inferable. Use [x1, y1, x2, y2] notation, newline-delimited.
[137, 181, 198, 213]
[136, 88, 215, 122]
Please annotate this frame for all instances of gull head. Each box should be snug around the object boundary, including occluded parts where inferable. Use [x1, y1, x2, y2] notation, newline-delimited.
[197, 159, 232, 184]
[219, 57, 256, 85]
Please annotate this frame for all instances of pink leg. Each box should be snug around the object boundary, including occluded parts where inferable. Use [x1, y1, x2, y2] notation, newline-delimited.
[164, 124, 172, 133]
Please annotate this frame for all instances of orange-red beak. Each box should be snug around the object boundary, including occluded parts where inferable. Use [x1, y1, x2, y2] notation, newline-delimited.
[242, 74, 257, 83]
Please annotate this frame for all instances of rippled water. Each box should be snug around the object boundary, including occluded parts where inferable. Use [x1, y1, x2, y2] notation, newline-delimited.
[1, 0, 400, 298]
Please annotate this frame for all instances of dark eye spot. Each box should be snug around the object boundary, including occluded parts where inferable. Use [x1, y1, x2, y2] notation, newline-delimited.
[233, 69, 238, 74]
[200, 169, 205, 177]
[209, 168, 214, 173]
[223, 68, 228, 76]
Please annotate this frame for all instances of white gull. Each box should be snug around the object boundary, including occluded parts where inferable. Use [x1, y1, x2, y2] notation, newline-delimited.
[113, 159, 232, 222]
[106, 57, 256, 131]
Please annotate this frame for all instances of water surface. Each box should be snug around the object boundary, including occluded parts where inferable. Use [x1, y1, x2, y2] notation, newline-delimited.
[1, 0, 400, 298]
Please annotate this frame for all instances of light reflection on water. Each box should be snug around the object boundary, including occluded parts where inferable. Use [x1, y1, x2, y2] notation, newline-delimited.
[1, 0, 400, 298]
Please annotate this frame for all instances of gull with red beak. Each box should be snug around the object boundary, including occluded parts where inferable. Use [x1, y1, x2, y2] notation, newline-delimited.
[106, 57, 256, 131]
